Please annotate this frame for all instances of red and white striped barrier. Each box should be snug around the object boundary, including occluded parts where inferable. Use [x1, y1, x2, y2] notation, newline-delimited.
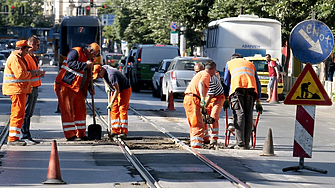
[293, 105, 315, 158]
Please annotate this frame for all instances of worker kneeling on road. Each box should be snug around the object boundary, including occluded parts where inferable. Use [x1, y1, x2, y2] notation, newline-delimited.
[183, 61, 216, 148]
[223, 53, 263, 150]
[54, 43, 100, 141]
[93, 64, 131, 139]
[2, 40, 43, 146]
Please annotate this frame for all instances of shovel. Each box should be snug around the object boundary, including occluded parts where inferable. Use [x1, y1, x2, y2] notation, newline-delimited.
[88, 77, 102, 140]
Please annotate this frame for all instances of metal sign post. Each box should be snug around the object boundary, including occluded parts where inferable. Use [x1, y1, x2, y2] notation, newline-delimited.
[283, 19, 333, 174]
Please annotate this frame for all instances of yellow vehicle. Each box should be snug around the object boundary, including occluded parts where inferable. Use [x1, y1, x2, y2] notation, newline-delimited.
[244, 55, 284, 99]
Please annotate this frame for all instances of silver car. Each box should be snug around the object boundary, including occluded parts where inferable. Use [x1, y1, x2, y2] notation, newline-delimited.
[152, 59, 172, 98]
[161, 56, 212, 101]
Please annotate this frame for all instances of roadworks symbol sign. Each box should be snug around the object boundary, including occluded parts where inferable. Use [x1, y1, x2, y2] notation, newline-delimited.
[284, 63, 332, 105]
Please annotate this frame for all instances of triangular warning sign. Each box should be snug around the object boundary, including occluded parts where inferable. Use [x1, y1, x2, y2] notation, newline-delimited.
[284, 63, 332, 105]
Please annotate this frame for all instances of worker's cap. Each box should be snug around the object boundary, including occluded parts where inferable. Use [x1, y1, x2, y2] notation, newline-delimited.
[89, 42, 101, 54]
[231, 53, 242, 59]
[92, 64, 102, 79]
[16, 40, 32, 48]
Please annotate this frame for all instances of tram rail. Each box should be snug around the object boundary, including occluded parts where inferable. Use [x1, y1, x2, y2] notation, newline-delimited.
[92, 82, 251, 188]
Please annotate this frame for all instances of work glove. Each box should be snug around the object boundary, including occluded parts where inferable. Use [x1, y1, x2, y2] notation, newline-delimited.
[105, 86, 111, 93]
[200, 97, 206, 107]
[107, 102, 113, 110]
[223, 99, 229, 110]
[256, 102, 263, 114]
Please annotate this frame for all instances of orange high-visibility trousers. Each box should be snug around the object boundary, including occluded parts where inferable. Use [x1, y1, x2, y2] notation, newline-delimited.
[183, 95, 205, 148]
[54, 83, 87, 139]
[110, 87, 131, 135]
[8, 94, 27, 142]
[205, 95, 225, 142]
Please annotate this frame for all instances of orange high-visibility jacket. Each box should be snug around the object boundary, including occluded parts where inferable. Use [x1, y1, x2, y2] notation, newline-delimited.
[2, 51, 32, 95]
[55, 47, 90, 93]
[25, 54, 41, 87]
[227, 58, 259, 96]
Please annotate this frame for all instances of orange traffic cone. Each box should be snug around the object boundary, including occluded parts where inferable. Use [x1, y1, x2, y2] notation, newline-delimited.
[42, 140, 66, 184]
[269, 80, 279, 104]
[166, 91, 175, 111]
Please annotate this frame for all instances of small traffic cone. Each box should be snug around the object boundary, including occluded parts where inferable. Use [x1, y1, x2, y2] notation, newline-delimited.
[269, 80, 279, 104]
[260, 128, 276, 156]
[166, 91, 175, 111]
[42, 140, 66, 184]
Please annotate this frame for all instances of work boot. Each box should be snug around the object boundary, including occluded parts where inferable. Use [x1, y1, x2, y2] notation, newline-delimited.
[67, 136, 81, 141]
[118, 133, 127, 139]
[21, 139, 37, 145]
[8, 140, 27, 146]
[227, 125, 235, 131]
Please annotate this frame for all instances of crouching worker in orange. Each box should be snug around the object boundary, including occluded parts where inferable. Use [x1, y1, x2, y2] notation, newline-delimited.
[204, 71, 225, 147]
[93, 64, 131, 139]
[183, 61, 217, 148]
[2, 40, 43, 146]
[54, 43, 100, 141]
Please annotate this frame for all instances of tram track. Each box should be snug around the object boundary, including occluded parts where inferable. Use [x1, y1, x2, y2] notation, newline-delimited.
[92, 82, 251, 188]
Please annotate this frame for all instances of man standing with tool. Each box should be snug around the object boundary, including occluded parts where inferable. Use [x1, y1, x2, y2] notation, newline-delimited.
[2, 40, 43, 146]
[54, 43, 99, 141]
[223, 53, 263, 150]
[92, 64, 131, 139]
[21, 35, 46, 145]
[204, 70, 224, 147]
[184, 61, 217, 148]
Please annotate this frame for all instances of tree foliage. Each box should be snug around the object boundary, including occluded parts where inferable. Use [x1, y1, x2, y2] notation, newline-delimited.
[103, 0, 335, 64]
[1, 0, 52, 27]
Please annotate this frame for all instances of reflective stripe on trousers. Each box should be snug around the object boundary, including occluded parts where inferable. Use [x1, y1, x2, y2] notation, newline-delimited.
[8, 94, 27, 142]
[183, 95, 205, 148]
[110, 87, 131, 135]
[54, 83, 87, 139]
[204, 95, 224, 141]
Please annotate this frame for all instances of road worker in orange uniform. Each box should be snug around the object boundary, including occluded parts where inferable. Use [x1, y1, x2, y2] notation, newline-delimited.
[223, 53, 263, 150]
[2, 40, 43, 146]
[183, 61, 216, 148]
[54, 43, 100, 141]
[204, 71, 225, 147]
[21, 35, 46, 145]
[93, 64, 131, 139]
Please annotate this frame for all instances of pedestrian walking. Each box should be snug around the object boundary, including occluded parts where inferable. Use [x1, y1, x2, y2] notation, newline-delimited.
[204, 71, 225, 147]
[54, 43, 100, 141]
[183, 61, 216, 148]
[223, 53, 263, 150]
[21, 35, 46, 145]
[266, 54, 279, 102]
[2, 40, 43, 146]
[92, 64, 131, 138]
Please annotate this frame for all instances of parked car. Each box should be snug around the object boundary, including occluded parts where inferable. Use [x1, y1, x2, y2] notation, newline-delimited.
[39, 52, 56, 66]
[152, 59, 173, 98]
[0, 49, 12, 59]
[104, 53, 123, 68]
[161, 56, 212, 101]
[0, 54, 6, 71]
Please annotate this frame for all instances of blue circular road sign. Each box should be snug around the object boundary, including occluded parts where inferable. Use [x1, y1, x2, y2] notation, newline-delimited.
[290, 19, 334, 64]
[170, 22, 178, 30]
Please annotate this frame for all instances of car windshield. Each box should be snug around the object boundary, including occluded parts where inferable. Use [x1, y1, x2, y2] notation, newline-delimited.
[250, 60, 268, 72]
[175, 60, 208, 70]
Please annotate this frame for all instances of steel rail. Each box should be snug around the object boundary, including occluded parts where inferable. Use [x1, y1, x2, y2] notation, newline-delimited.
[86, 86, 162, 188]
[0, 120, 9, 148]
[130, 107, 251, 188]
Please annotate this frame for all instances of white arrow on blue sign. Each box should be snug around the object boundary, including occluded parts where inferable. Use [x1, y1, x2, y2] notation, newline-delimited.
[290, 19, 334, 64]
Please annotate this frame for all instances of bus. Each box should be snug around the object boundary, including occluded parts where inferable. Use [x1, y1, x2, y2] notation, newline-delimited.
[59, 16, 102, 69]
[205, 15, 282, 71]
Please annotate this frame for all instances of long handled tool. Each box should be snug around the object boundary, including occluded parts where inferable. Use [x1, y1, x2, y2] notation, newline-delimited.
[251, 112, 261, 148]
[88, 77, 102, 140]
